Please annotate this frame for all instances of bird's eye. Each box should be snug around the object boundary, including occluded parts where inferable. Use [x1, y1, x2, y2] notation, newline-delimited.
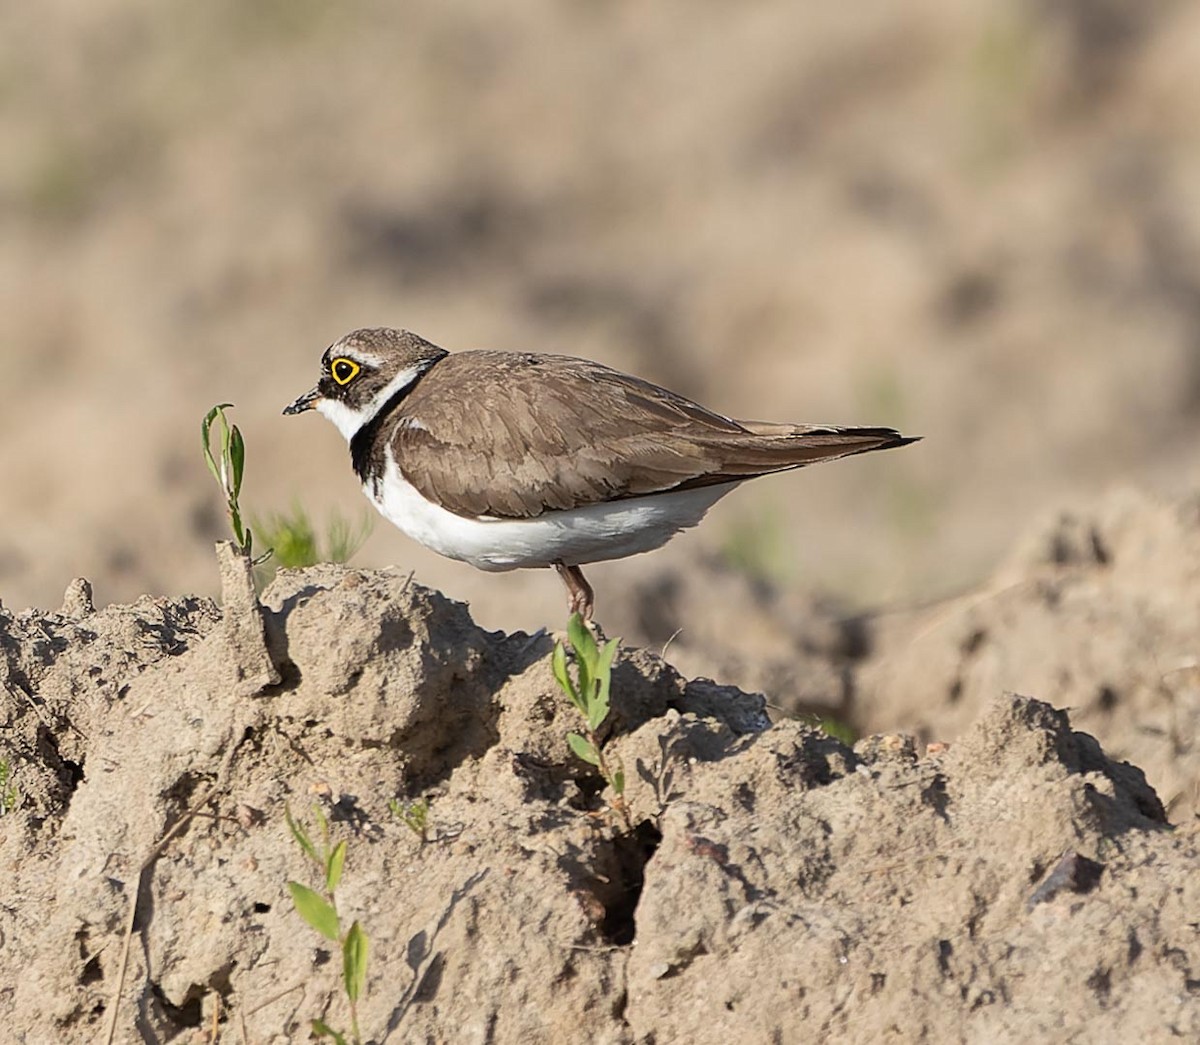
[331, 358, 360, 386]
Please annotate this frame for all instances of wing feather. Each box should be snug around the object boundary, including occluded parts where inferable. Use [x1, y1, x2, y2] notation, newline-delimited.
[391, 351, 916, 518]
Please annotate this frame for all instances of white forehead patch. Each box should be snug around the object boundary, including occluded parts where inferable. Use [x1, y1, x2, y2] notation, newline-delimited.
[328, 347, 384, 368]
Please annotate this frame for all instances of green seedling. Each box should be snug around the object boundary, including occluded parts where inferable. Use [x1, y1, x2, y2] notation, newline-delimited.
[553, 614, 631, 830]
[0, 759, 19, 816]
[816, 716, 857, 746]
[388, 797, 430, 843]
[202, 404, 270, 566]
[254, 503, 372, 572]
[285, 804, 369, 1045]
[323, 510, 374, 565]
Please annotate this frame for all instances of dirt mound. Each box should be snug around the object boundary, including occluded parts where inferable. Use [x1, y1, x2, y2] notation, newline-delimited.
[858, 487, 1200, 821]
[608, 551, 864, 722]
[2, 546, 1197, 1042]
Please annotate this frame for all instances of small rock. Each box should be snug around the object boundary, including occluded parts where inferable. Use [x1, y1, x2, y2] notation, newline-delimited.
[58, 578, 94, 619]
[1028, 851, 1106, 908]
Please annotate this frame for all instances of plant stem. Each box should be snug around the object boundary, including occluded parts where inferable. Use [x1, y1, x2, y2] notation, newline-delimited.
[316, 865, 361, 1045]
[586, 725, 632, 832]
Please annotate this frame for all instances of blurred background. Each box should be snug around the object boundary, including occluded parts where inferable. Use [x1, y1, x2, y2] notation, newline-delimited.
[4, 0, 1200, 638]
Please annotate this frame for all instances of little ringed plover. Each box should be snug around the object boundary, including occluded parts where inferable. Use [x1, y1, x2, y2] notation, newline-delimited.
[284, 327, 919, 619]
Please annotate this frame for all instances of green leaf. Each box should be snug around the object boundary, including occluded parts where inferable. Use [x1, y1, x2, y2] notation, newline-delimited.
[219, 406, 232, 464]
[586, 692, 608, 733]
[230, 424, 246, 498]
[287, 881, 340, 941]
[586, 661, 610, 732]
[285, 804, 319, 865]
[343, 920, 369, 1001]
[552, 642, 582, 712]
[406, 799, 428, 831]
[201, 405, 231, 485]
[588, 638, 619, 732]
[325, 840, 347, 893]
[313, 803, 330, 849]
[568, 732, 600, 766]
[612, 765, 625, 796]
[567, 614, 596, 703]
[567, 612, 596, 663]
[598, 636, 619, 683]
[311, 1018, 348, 1045]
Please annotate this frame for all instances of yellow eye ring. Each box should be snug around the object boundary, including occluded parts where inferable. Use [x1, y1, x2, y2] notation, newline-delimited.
[331, 357, 360, 386]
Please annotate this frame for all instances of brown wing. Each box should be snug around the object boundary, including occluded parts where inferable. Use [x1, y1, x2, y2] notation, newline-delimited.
[392, 351, 917, 519]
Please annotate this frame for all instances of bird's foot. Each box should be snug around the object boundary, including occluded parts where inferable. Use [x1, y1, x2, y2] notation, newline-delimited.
[553, 562, 595, 622]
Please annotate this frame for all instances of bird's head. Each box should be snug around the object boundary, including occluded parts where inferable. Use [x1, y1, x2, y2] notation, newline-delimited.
[284, 327, 448, 441]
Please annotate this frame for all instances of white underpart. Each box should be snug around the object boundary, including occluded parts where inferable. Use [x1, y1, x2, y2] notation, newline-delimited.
[316, 365, 428, 442]
[372, 446, 740, 570]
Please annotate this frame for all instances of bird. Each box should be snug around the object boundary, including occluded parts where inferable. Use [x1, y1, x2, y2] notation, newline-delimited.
[284, 327, 919, 620]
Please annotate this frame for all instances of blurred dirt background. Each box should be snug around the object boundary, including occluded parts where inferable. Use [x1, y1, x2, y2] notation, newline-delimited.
[5, 0, 1200, 634]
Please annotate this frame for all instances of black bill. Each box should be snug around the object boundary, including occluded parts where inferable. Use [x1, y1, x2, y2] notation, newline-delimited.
[283, 386, 321, 415]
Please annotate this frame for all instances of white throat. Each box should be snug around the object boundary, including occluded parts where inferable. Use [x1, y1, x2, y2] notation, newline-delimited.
[316, 364, 428, 443]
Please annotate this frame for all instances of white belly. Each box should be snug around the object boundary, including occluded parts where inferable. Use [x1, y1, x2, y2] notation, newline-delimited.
[370, 454, 739, 571]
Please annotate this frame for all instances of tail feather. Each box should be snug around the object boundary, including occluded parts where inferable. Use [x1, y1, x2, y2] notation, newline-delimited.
[676, 424, 920, 490]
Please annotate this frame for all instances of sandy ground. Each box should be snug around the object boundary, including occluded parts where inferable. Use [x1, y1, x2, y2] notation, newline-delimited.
[1, 549, 1196, 1042]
